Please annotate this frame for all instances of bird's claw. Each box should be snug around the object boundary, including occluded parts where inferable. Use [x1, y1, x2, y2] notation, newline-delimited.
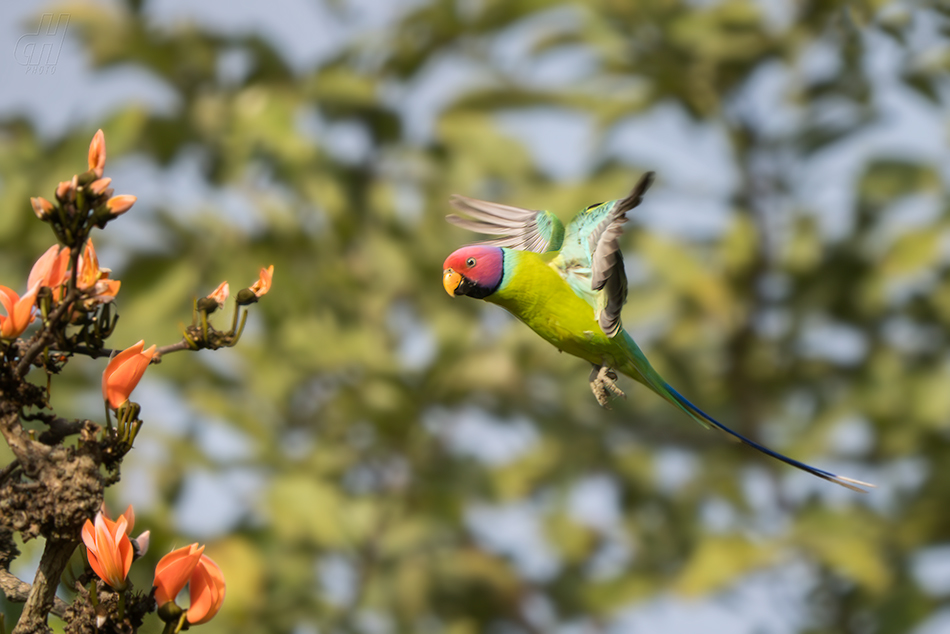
[589, 364, 625, 409]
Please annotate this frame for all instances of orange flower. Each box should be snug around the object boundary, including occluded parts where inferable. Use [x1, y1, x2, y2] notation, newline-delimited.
[154, 544, 204, 607]
[248, 265, 274, 298]
[0, 285, 38, 338]
[207, 281, 229, 308]
[99, 503, 136, 535]
[30, 196, 54, 220]
[100, 503, 150, 557]
[102, 340, 156, 409]
[88, 129, 106, 178]
[77, 239, 104, 290]
[81, 512, 133, 590]
[28, 245, 71, 299]
[105, 195, 136, 217]
[76, 240, 120, 306]
[153, 545, 226, 624]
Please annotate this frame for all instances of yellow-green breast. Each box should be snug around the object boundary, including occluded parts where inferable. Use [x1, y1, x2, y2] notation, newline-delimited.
[487, 249, 630, 369]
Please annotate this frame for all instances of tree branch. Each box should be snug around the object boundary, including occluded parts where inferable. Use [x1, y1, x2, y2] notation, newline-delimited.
[16, 288, 79, 378]
[0, 569, 68, 618]
[37, 418, 88, 445]
[60, 339, 195, 364]
[12, 538, 77, 633]
[0, 459, 21, 484]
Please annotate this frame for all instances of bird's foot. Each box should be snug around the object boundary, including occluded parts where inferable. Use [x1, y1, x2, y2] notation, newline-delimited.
[589, 364, 625, 409]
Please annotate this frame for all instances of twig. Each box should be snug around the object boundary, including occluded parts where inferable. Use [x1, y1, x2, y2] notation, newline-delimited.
[37, 418, 87, 445]
[0, 459, 20, 484]
[16, 289, 79, 378]
[152, 340, 194, 361]
[57, 339, 195, 364]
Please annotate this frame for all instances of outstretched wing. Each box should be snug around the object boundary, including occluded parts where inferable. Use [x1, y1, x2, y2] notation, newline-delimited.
[447, 195, 565, 253]
[552, 172, 655, 337]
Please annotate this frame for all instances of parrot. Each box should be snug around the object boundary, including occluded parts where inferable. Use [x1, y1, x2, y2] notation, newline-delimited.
[441, 172, 873, 492]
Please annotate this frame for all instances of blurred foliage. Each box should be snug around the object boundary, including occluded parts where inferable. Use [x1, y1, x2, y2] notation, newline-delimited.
[2, 0, 950, 632]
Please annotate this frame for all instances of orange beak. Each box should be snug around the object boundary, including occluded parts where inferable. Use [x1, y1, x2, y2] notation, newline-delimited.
[443, 269, 462, 297]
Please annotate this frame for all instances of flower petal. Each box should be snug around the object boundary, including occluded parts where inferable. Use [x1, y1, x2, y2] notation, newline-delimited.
[153, 544, 204, 606]
[81, 519, 97, 552]
[187, 555, 226, 625]
[120, 505, 135, 535]
[249, 265, 274, 298]
[88, 129, 106, 177]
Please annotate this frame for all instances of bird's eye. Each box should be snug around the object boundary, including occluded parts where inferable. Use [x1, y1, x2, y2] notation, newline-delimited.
[466, 257, 476, 267]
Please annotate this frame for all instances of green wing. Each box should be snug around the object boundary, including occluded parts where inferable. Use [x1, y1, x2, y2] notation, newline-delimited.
[551, 172, 655, 337]
[446, 195, 565, 253]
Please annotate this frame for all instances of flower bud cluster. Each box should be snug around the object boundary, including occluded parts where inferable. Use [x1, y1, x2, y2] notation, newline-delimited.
[31, 130, 137, 246]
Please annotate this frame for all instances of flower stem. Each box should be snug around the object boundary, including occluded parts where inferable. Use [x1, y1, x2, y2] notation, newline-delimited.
[229, 310, 248, 346]
[230, 301, 240, 333]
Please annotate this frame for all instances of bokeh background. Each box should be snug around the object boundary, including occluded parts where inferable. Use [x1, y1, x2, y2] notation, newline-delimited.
[2, 0, 950, 632]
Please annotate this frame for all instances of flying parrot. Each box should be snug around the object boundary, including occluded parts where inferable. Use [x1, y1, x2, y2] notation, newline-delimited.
[441, 173, 873, 492]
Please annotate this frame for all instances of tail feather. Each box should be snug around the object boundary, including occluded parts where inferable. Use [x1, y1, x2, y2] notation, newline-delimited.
[664, 384, 874, 493]
[619, 335, 874, 493]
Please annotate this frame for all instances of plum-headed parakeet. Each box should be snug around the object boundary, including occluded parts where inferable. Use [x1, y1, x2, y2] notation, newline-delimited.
[442, 173, 872, 492]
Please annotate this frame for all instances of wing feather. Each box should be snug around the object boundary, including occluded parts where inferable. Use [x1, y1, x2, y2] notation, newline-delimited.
[447, 195, 564, 253]
[589, 172, 655, 291]
[552, 172, 655, 338]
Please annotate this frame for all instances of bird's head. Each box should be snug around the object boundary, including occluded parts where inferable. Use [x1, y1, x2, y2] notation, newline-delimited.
[442, 246, 504, 299]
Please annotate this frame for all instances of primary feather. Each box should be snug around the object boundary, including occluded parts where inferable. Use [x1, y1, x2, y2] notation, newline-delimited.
[443, 173, 874, 492]
[447, 195, 565, 253]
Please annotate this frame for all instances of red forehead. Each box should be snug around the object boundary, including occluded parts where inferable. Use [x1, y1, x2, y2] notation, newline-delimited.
[443, 245, 501, 270]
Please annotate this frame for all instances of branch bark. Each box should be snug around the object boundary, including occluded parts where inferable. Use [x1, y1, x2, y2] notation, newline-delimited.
[12, 538, 77, 633]
[0, 569, 68, 618]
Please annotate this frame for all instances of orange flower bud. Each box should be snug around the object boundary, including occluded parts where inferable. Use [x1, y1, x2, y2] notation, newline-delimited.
[105, 195, 136, 217]
[153, 545, 226, 625]
[30, 197, 54, 220]
[55, 180, 74, 203]
[28, 245, 71, 296]
[0, 285, 38, 339]
[102, 340, 156, 409]
[81, 512, 133, 590]
[249, 265, 274, 298]
[88, 177, 113, 196]
[207, 281, 229, 308]
[132, 530, 150, 559]
[88, 129, 106, 178]
[77, 240, 103, 291]
[75, 239, 121, 307]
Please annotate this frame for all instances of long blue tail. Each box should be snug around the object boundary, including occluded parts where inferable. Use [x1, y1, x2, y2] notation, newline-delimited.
[619, 334, 874, 493]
